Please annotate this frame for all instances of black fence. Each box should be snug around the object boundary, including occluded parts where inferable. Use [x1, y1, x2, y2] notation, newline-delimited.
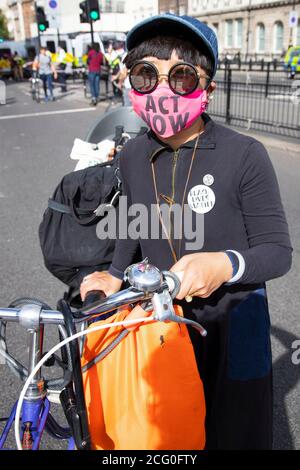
[217, 58, 285, 72]
[209, 65, 300, 139]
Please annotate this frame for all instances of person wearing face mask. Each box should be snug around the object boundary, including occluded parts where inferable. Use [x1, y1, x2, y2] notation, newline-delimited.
[80, 13, 292, 450]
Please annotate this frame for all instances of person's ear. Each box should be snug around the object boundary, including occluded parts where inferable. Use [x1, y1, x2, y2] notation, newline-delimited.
[207, 80, 216, 94]
[206, 80, 216, 104]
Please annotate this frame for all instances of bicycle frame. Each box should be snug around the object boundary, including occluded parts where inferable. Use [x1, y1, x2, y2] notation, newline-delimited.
[0, 260, 206, 450]
[1, 399, 48, 450]
[30, 77, 41, 103]
[0, 398, 73, 450]
[0, 303, 72, 450]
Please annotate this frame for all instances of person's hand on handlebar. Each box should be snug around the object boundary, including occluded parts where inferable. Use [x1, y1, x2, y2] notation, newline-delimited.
[170, 252, 233, 300]
[80, 271, 122, 301]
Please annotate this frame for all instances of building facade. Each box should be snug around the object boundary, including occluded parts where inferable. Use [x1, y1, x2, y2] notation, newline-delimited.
[3, 0, 36, 41]
[159, 0, 188, 15]
[159, 0, 300, 59]
[4, 0, 300, 57]
[2, 0, 159, 41]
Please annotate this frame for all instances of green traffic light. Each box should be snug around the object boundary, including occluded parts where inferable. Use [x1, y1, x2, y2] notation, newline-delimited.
[90, 10, 99, 20]
[39, 24, 46, 32]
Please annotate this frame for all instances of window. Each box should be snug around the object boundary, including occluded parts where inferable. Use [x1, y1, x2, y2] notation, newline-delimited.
[274, 21, 284, 52]
[60, 40, 67, 52]
[256, 23, 265, 52]
[104, 0, 112, 13]
[116, 2, 124, 13]
[226, 20, 233, 47]
[212, 23, 219, 37]
[46, 41, 55, 53]
[191, 0, 198, 11]
[235, 19, 243, 48]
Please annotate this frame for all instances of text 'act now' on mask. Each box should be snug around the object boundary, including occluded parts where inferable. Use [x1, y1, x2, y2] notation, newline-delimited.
[129, 85, 208, 138]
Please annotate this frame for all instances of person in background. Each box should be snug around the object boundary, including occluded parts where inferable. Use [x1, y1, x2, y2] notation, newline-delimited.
[57, 43, 67, 93]
[32, 46, 57, 102]
[87, 43, 103, 106]
[116, 51, 131, 106]
[100, 53, 110, 98]
[104, 42, 115, 98]
[110, 42, 124, 99]
[9, 53, 18, 81]
[12, 52, 24, 81]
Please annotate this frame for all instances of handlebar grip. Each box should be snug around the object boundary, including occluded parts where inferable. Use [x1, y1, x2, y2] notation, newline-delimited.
[82, 290, 106, 309]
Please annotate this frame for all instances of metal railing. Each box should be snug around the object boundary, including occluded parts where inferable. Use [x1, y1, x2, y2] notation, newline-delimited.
[209, 65, 300, 139]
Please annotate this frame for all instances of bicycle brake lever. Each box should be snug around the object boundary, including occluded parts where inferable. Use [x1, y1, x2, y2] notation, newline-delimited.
[151, 289, 207, 337]
[151, 290, 175, 322]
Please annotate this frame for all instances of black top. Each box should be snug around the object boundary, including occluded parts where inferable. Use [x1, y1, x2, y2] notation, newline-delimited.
[109, 113, 292, 286]
[108, 113, 292, 446]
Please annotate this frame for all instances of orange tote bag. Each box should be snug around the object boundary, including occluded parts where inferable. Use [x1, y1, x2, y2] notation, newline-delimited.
[81, 304, 206, 450]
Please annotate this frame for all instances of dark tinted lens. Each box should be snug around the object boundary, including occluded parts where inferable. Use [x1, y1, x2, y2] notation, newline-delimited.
[169, 64, 198, 94]
[130, 63, 158, 93]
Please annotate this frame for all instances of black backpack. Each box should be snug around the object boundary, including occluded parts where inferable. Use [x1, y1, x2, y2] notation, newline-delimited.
[38, 156, 121, 289]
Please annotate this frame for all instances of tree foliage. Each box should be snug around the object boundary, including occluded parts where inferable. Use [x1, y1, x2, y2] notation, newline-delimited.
[0, 8, 10, 40]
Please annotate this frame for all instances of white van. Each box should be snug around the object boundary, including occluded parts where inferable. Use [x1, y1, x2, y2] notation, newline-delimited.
[40, 34, 73, 55]
[72, 32, 105, 63]
[0, 40, 28, 58]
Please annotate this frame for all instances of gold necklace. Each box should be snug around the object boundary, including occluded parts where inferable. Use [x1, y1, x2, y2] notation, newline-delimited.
[151, 132, 202, 302]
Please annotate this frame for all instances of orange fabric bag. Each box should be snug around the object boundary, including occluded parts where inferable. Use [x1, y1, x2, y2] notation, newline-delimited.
[81, 304, 206, 450]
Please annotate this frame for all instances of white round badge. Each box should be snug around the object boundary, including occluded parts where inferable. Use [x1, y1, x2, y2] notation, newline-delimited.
[188, 185, 216, 214]
[203, 174, 214, 186]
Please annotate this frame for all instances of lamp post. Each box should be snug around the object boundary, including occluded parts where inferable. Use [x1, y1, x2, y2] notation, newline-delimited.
[245, 0, 252, 61]
[34, 1, 41, 49]
[289, 0, 296, 47]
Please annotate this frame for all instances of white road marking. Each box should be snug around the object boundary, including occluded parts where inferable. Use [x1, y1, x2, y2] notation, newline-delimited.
[0, 107, 97, 120]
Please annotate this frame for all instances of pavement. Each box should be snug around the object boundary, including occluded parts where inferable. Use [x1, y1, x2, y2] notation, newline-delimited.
[231, 126, 300, 153]
[0, 81, 299, 450]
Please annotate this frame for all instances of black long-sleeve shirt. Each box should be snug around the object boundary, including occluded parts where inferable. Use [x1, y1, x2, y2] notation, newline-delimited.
[109, 113, 292, 284]
[107, 113, 293, 447]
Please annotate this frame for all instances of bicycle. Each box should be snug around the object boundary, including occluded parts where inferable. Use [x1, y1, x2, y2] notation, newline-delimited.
[81, 67, 89, 100]
[30, 72, 42, 103]
[0, 258, 207, 450]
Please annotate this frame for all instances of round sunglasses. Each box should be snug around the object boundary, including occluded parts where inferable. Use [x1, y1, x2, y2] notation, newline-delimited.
[129, 61, 211, 96]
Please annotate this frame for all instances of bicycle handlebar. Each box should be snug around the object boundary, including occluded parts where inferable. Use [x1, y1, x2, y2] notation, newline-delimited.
[0, 260, 180, 326]
[0, 287, 152, 326]
[0, 261, 206, 336]
[0, 307, 64, 324]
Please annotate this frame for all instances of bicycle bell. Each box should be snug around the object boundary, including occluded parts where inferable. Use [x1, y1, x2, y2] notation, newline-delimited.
[124, 258, 163, 293]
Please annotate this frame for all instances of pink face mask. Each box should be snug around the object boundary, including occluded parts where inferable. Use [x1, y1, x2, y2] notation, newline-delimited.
[129, 85, 208, 138]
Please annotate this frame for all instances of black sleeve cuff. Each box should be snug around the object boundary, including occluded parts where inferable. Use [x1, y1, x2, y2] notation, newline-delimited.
[108, 265, 125, 281]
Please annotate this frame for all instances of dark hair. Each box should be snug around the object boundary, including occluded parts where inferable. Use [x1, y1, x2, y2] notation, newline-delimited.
[91, 43, 100, 52]
[124, 35, 213, 78]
